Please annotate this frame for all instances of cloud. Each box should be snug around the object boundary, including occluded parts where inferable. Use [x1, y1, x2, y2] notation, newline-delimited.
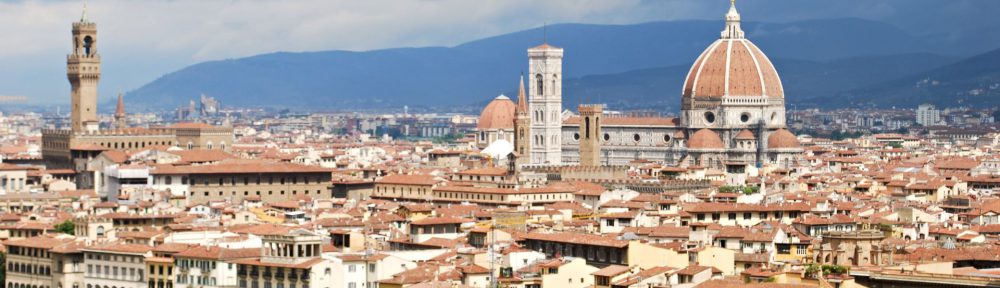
[0, 0, 997, 104]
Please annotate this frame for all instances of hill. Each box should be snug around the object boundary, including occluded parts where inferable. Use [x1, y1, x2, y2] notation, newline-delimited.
[125, 18, 984, 111]
[560, 53, 957, 112]
[801, 47, 1000, 108]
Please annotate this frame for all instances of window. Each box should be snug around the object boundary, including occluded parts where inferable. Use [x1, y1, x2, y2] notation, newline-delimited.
[728, 213, 736, 220]
[743, 213, 751, 220]
[536, 74, 544, 96]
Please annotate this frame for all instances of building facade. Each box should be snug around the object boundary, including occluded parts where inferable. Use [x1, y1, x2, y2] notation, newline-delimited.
[480, 2, 802, 169]
[528, 44, 565, 165]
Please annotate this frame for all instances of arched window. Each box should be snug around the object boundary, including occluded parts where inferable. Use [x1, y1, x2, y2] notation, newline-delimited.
[551, 74, 557, 95]
[584, 117, 590, 139]
[536, 74, 544, 96]
[83, 36, 94, 55]
[96, 226, 105, 237]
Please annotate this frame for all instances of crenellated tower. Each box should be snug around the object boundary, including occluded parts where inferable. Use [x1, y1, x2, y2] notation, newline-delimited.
[68, 7, 101, 133]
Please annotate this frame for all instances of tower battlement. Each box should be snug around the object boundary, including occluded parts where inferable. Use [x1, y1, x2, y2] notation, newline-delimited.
[72, 21, 96, 30]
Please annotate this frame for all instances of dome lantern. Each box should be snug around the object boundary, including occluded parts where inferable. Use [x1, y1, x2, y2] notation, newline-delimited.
[722, 0, 744, 39]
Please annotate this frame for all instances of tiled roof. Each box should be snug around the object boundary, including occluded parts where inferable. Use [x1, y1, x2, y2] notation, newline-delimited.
[150, 161, 332, 175]
[523, 232, 628, 248]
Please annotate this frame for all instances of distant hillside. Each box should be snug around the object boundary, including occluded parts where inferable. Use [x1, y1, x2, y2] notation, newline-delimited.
[125, 18, 986, 110]
[801, 47, 1000, 108]
[560, 53, 957, 112]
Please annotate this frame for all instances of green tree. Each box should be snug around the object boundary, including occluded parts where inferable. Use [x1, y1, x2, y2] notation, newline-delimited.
[55, 220, 75, 235]
[0, 251, 6, 287]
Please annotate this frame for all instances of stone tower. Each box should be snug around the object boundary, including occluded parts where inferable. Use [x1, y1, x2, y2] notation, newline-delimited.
[114, 91, 126, 129]
[528, 43, 564, 164]
[513, 75, 531, 167]
[68, 9, 101, 133]
[578, 104, 603, 166]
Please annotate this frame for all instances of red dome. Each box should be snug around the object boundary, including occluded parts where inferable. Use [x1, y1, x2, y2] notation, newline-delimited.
[688, 129, 724, 149]
[768, 129, 800, 149]
[735, 129, 756, 140]
[682, 3, 783, 100]
[477, 95, 516, 130]
[682, 39, 783, 99]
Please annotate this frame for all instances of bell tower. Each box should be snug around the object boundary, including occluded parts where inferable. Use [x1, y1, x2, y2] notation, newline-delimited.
[514, 75, 531, 168]
[527, 42, 564, 164]
[578, 104, 603, 166]
[68, 5, 101, 133]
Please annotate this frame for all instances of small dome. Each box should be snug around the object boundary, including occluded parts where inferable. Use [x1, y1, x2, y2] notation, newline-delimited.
[767, 129, 800, 149]
[688, 129, 724, 149]
[477, 95, 516, 130]
[735, 129, 756, 140]
[673, 130, 686, 139]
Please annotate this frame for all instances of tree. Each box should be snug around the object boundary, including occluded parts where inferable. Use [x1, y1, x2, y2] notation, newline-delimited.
[0, 251, 5, 288]
[719, 185, 739, 193]
[55, 220, 75, 235]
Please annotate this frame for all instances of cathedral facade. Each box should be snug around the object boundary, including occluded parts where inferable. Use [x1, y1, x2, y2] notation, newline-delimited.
[476, 2, 802, 169]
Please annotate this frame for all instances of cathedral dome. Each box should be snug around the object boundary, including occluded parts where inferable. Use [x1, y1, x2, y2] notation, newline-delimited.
[477, 95, 516, 130]
[688, 129, 724, 149]
[681, 2, 783, 100]
[767, 129, 800, 149]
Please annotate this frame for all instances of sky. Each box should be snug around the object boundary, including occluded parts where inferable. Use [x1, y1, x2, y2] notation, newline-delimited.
[1, 0, 998, 105]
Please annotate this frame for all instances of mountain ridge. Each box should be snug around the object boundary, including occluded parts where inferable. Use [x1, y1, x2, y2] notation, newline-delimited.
[123, 18, 995, 111]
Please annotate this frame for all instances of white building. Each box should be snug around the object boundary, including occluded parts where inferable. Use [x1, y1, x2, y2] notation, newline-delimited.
[528, 43, 564, 165]
[83, 243, 153, 288]
[174, 246, 259, 288]
[916, 104, 942, 126]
